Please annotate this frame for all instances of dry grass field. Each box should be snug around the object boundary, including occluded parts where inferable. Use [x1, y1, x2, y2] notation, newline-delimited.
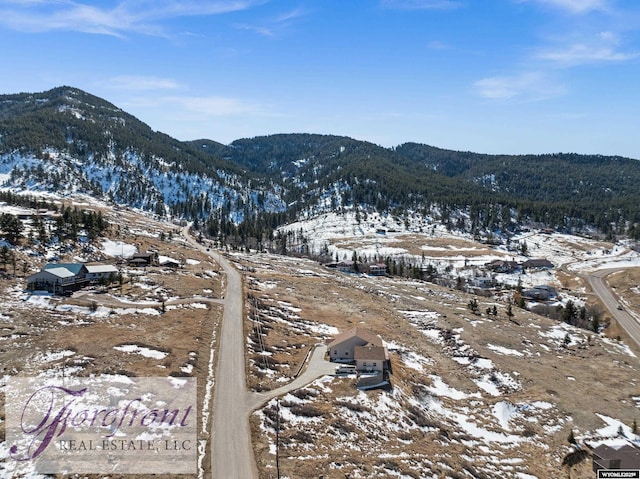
[240, 252, 640, 479]
[0, 209, 223, 479]
[2, 202, 639, 478]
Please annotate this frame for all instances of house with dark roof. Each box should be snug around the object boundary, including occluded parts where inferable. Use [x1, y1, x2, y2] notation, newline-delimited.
[128, 252, 158, 267]
[368, 263, 387, 276]
[521, 259, 554, 270]
[522, 285, 557, 301]
[485, 259, 519, 273]
[336, 260, 355, 273]
[592, 442, 640, 472]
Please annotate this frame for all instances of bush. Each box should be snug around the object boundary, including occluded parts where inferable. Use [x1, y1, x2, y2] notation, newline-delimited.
[290, 404, 323, 417]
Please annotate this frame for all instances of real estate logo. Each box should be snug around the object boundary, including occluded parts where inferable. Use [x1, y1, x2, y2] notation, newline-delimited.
[6, 376, 196, 475]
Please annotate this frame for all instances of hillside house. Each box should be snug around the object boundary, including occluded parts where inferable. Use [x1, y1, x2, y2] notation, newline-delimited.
[354, 344, 389, 373]
[128, 252, 159, 267]
[336, 260, 354, 273]
[368, 263, 387, 276]
[327, 327, 389, 372]
[485, 259, 519, 273]
[522, 285, 557, 301]
[85, 264, 119, 282]
[592, 442, 640, 471]
[470, 276, 494, 289]
[28, 263, 89, 293]
[521, 258, 554, 270]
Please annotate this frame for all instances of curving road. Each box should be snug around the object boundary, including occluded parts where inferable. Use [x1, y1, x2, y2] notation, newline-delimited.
[587, 268, 640, 348]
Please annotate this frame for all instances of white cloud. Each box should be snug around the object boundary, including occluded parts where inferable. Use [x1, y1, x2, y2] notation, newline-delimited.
[474, 72, 566, 100]
[537, 32, 639, 66]
[518, 0, 609, 14]
[105, 76, 183, 91]
[0, 0, 261, 37]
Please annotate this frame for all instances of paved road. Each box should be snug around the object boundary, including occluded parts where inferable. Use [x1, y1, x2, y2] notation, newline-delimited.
[247, 344, 335, 411]
[587, 268, 640, 348]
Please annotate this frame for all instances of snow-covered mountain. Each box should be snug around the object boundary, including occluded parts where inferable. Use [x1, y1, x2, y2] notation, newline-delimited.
[0, 86, 286, 222]
[1, 86, 640, 240]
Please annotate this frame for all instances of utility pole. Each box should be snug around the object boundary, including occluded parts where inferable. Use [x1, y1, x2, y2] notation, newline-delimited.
[276, 399, 281, 479]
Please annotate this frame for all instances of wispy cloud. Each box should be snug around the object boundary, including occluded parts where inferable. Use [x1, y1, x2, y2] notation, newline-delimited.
[517, 0, 609, 14]
[233, 7, 308, 38]
[380, 0, 463, 10]
[0, 0, 261, 37]
[474, 72, 566, 100]
[104, 75, 183, 91]
[537, 31, 639, 66]
[427, 40, 451, 50]
[126, 94, 265, 117]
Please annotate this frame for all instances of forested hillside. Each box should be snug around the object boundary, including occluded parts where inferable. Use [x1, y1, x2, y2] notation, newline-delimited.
[0, 86, 639, 246]
[192, 134, 640, 239]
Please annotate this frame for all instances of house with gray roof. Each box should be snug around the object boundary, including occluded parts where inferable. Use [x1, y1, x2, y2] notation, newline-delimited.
[28, 263, 89, 294]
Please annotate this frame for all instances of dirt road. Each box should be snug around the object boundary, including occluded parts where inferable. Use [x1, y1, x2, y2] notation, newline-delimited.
[180, 228, 337, 478]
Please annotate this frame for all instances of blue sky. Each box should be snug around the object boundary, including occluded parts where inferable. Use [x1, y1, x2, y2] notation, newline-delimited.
[0, 0, 639, 158]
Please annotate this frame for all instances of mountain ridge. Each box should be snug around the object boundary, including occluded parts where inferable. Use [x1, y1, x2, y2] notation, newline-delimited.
[0, 86, 639, 242]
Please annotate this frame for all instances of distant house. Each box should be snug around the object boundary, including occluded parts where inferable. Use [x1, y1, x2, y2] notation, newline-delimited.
[368, 263, 387, 276]
[28, 263, 89, 293]
[485, 259, 519, 273]
[470, 276, 494, 289]
[592, 442, 640, 471]
[327, 327, 389, 372]
[522, 285, 557, 301]
[159, 257, 181, 268]
[85, 264, 119, 282]
[521, 259, 554, 270]
[128, 252, 159, 267]
[336, 260, 354, 273]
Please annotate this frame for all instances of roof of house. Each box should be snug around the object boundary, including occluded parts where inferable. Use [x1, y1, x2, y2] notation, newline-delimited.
[522, 258, 554, 268]
[42, 267, 76, 279]
[337, 260, 354, 266]
[128, 258, 148, 263]
[327, 327, 383, 349]
[43, 263, 86, 275]
[86, 264, 119, 274]
[592, 442, 640, 468]
[132, 252, 156, 259]
[354, 344, 389, 361]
